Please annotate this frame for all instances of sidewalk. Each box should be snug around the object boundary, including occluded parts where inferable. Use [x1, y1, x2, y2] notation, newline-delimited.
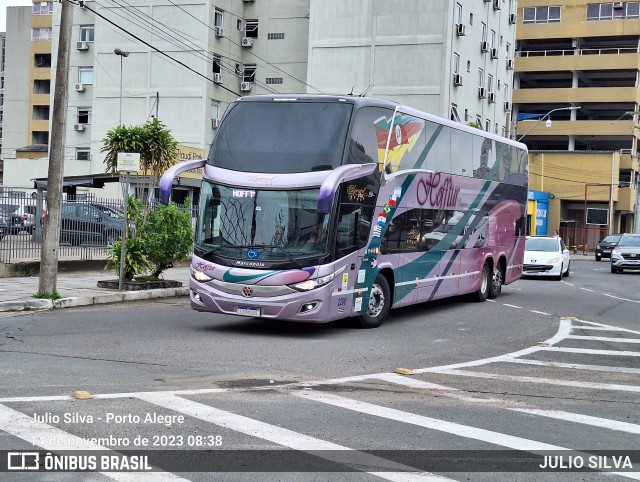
[0, 265, 190, 312]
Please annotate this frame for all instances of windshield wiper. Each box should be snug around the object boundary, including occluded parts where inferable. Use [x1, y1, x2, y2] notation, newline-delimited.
[243, 244, 303, 269]
[197, 245, 220, 258]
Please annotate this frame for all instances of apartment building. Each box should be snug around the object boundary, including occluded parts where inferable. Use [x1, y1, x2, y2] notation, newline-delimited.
[513, 0, 640, 238]
[2, 0, 518, 200]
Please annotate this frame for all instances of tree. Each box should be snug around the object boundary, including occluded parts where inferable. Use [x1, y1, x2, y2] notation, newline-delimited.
[102, 118, 178, 213]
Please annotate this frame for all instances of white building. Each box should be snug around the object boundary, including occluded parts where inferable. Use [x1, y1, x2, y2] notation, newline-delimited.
[2, 0, 517, 197]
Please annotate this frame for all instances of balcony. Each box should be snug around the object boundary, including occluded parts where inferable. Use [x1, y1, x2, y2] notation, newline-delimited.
[513, 87, 639, 104]
[516, 50, 639, 72]
[616, 186, 637, 212]
[516, 119, 634, 138]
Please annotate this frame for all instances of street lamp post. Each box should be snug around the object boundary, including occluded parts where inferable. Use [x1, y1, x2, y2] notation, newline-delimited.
[114, 48, 129, 126]
[114, 48, 130, 291]
[517, 106, 580, 142]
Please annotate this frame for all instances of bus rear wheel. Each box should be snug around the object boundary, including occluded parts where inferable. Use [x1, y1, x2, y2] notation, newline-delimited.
[488, 263, 503, 299]
[475, 262, 490, 302]
[358, 274, 390, 329]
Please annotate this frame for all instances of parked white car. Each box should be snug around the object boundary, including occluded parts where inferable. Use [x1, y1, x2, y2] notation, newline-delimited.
[523, 235, 571, 281]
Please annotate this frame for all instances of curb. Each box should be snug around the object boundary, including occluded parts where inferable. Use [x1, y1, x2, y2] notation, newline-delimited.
[0, 287, 189, 313]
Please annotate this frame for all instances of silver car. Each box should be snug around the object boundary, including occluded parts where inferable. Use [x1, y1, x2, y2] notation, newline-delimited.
[610, 233, 640, 273]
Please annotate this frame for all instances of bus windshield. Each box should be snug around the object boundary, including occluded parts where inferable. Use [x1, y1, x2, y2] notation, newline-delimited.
[197, 181, 330, 260]
[209, 101, 353, 173]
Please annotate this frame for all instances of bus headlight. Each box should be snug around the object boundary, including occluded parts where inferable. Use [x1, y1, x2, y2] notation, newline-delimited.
[192, 268, 213, 282]
[289, 268, 344, 292]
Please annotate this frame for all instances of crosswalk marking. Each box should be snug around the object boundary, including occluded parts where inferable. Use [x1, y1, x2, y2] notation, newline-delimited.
[507, 408, 640, 435]
[540, 346, 640, 357]
[137, 392, 454, 482]
[0, 403, 186, 481]
[567, 335, 640, 344]
[572, 319, 640, 335]
[505, 357, 640, 374]
[421, 368, 640, 393]
[289, 389, 640, 480]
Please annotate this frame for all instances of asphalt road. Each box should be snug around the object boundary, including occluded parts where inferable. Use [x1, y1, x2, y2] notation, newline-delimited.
[0, 258, 638, 481]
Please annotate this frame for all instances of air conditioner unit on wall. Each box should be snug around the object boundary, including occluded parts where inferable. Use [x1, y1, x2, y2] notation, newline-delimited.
[456, 24, 466, 36]
[214, 26, 225, 38]
[506, 59, 514, 70]
[76, 41, 89, 51]
[504, 101, 511, 111]
[211, 118, 220, 129]
[74, 83, 85, 92]
[481, 41, 489, 52]
[213, 73, 223, 84]
[490, 48, 499, 59]
[493, 0, 501, 10]
[241, 38, 254, 47]
[613, 1, 624, 9]
[509, 13, 516, 24]
[453, 74, 463, 86]
[240, 81, 253, 92]
[488, 92, 496, 103]
[478, 87, 487, 99]
[74, 124, 85, 132]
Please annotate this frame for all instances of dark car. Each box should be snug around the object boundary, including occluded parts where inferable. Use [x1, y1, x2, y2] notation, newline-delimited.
[59, 202, 123, 246]
[595, 234, 621, 261]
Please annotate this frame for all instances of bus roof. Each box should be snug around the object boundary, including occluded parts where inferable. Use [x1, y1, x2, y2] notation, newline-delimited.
[234, 94, 527, 151]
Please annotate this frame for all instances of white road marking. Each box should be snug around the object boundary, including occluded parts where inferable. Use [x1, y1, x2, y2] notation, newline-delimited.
[0, 403, 185, 481]
[563, 282, 574, 286]
[572, 319, 640, 335]
[580, 288, 594, 292]
[503, 304, 521, 309]
[508, 408, 640, 435]
[372, 373, 455, 391]
[289, 390, 640, 480]
[604, 293, 640, 304]
[138, 393, 453, 482]
[423, 369, 640, 393]
[541, 346, 640, 357]
[529, 310, 550, 315]
[567, 335, 640, 344]
[572, 326, 633, 332]
[505, 357, 640, 375]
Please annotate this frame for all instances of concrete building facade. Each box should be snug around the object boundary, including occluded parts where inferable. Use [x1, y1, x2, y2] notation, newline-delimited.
[513, 0, 640, 236]
[2, 0, 518, 199]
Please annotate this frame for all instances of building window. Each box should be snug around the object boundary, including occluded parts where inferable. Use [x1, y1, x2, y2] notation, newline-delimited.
[214, 9, 223, 28]
[455, 3, 463, 26]
[76, 148, 90, 161]
[478, 68, 484, 87]
[244, 20, 259, 38]
[210, 100, 220, 120]
[464, 109, 469, 121]
[481, 22, 487, 42]
[242, 64, 256, 83]
[32, 131, 48, 144]
[34, 53, 51, 68]
[33, 105, 49, 120]
[267, 33, 285, 40]
[32, 2, 54, 15]
[490, 30, 496, 49]
[79, 67, 93, 84]
[212, 55, 222, 74]
[80, 26, 95, 42]
[34, 79, 50, 94]
[587, 2, 638, 20]
[466, 60, 471, 72]
[452, 53, 460, 74]
[523, 6, 561, 24]
[450, 104, 460, 122]
[31, 28, 52, 41]
[485, 119, 491, 131]
[77, 108, 92, 125]
[488, 74, 494, 93]
[265, 77, 283, 84]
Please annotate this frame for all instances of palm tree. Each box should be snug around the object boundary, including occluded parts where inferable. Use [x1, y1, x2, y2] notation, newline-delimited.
[102, 118, 178, 212]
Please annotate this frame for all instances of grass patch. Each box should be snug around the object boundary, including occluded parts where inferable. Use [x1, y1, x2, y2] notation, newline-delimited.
[33, 291, 61, 300]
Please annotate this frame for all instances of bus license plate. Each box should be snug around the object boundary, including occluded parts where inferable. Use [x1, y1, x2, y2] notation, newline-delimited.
[237, 307, 260, 317]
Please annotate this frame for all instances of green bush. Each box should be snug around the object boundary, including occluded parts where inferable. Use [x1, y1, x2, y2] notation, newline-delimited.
[140, 200, 193, 278]
[105, 237, 152, 281]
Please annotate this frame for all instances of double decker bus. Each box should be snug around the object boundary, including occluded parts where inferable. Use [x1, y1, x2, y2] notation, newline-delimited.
[160, 95, 528, 328]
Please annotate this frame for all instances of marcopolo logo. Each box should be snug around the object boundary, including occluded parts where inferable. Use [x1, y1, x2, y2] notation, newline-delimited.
[7, 452, 40, 470]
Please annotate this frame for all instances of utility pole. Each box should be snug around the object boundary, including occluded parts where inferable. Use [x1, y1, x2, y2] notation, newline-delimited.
[39, 0, 73, 294]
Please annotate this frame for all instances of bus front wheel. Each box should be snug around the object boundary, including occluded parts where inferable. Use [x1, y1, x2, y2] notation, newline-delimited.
[475, 262, 490, 302]
[358, 274, 390, 329]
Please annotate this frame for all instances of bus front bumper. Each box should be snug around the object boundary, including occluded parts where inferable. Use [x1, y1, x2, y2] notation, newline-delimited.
[188, 278, 348, 323]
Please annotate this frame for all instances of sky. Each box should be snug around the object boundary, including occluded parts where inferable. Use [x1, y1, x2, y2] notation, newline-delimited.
[1, 0, 34, 33]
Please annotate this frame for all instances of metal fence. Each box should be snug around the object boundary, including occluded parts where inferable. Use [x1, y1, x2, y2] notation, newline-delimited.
[0, 191, 197, 264]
